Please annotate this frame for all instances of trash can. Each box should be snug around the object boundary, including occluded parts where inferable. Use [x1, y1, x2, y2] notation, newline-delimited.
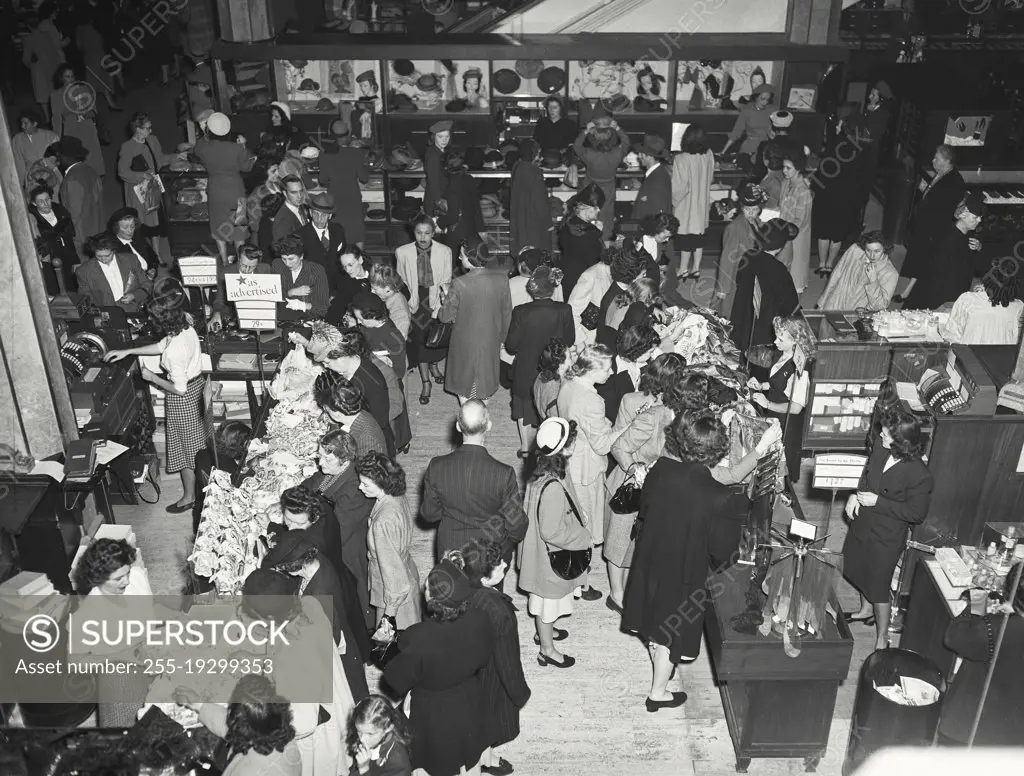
[843, 648, 945, 775]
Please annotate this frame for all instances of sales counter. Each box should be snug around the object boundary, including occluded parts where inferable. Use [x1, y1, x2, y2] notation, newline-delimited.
[901, 558, 966, 679]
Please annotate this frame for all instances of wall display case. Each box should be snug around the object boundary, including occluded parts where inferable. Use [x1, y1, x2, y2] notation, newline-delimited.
[675, 61, 776, 111]
[221, 60, 273, 114]
[273, 59, 383, 115]
[491, 60, 568, 99]
[385, 60, 490, 114]
[567, 60, 671, 113]
[160, 167, 212, 258]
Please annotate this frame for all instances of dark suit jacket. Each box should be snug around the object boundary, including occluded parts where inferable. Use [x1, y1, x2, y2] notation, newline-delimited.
[421, 444, 527, 564]
[504, 298, 575, 400]
[730, 250, 800, 352]
[60, 162, 104, 253]
[318, 146, 368, 244]
[437, 172, 485, 248]
[903, 170, 967, 277]
[304, 467, 374, 630]
[75, 254, 154, 311]
[271, 258, 330, 320]
[298, 221, 346, 297]
[114, 234, 159, 276]
[258, 201, 308, 257]
[510, 159, 551, 257]
[631, 163, 673, 220]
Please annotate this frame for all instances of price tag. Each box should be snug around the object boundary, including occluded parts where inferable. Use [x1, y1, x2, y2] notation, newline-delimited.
[812, 453, 868, 491]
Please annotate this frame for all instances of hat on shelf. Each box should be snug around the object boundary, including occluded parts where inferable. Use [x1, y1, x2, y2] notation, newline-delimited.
[536, 417, 572, 456]
[604, 93, 632, 113]
[307, 190, 334, 212]
[515, 60, 545, 80]
[392, 197, 423, 222]
[430, 119, 454, 134]
[541, 149, 564, 168]
[961, 191, 987, 219]
[751, 83, 776, 97]
[316, 97, 335, 112]
[770, 110, 793, 129]
[493, 68, 522, 95]
[636, 134, 669, 160]
[417, 73, 442, 92]
[298, 78, 320, 92]
[366, 208, 387, 220]
[756, 219, 799, 252]
[392, 59, 415, 77]
[270, 101, 292, 121]
[738, 183, 769, 207]
[446, 99, 468, 113]
[537, 66, 566, 94]
[388, 94, 417, 112]
[573, 183, 606, 210]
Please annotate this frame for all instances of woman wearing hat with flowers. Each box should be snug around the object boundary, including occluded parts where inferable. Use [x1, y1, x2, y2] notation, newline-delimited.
[194, 112, 253, 264]
[721, 83, 777, 161]
[383, 558, 497, 776]
[718, 184, 767, 314]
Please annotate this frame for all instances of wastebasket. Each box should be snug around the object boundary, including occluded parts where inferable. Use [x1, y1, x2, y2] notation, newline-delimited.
[843, 648, 945, 775]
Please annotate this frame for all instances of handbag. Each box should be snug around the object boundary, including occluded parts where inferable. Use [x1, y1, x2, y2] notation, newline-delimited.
[562, 163, 580, 189]
[423, 318, 452, 349]
[580, 302, 601, 330]
[370, 636, 400, 669]
[539, 480, 592, 581]
[609, 466, 642, 514]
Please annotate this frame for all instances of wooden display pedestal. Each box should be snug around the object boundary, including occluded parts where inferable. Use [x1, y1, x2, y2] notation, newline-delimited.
[705, 569, 854, 773]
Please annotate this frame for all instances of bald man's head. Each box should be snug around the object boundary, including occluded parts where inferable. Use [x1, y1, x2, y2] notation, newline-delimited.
[457, 400, 491, 437]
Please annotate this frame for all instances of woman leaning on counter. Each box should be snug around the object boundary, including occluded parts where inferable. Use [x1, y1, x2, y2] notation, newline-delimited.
[842, 406, 933, 651]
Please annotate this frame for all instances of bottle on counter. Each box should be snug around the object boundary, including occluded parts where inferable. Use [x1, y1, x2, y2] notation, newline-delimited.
[999, 527, 1017, 571]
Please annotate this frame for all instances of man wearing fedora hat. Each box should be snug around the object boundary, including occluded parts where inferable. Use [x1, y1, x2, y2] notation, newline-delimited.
[298, 189, 347, 298]
[631, 134, 672, 220]
[56, 137, 104, 254]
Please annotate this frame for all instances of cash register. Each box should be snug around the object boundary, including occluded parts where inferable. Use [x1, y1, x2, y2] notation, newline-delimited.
[915, 344, 999, 416]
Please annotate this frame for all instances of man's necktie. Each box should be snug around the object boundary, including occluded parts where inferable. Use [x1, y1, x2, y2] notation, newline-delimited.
[321, 230, 330, 251]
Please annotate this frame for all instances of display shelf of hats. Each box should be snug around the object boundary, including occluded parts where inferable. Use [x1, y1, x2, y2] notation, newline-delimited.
[221, 61, 272, 115]
[385, 60, 491, 115]
[491, 60, 570, 101]
[273, 60, 384, 117]
[160, 166, 210, 224]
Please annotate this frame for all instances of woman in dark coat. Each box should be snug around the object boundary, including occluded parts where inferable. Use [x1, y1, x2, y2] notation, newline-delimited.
[423, 120, 452, 219]
[573, 114, 631, 241]
[270, 485, 374, 669]
[533, 96, 576, 153]
[505, 265, 575, 451]
[260, 527, 370, 702]
[318, 125, 369, 247]
[729, 219, 801, 363]
[383, 559, 497, 776]
[28, 184, 78, 293]
[904, 192, 986, 310]
[622, 410, 747, 712]
[461, 539, 531, 775]
[596, 243, 651, 353]
[938, 594, 1024, 746]
[842, 406, 933, 651]
[895, 145, 966, 301]
[192, 112, 253, 264]
[557, 183, 605, 298]
[436, 153, 485, 250]
[510, 138, 552, 257]
[439, 240, 513, 403]
[303, 427, 374, 630]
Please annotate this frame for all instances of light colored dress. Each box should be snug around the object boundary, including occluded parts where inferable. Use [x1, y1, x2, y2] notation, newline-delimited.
[367, 494, 422, 630]
[777, 174, 814, 292]
[671, 149, 715, 236]
[940, 290, 1024, 345]
[817, 244, 899, 312]
[557, 378, 616, 546]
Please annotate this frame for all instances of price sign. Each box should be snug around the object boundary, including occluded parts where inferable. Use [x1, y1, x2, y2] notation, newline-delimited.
[812, 453, 868, 491]
[226, 274, 283, 302]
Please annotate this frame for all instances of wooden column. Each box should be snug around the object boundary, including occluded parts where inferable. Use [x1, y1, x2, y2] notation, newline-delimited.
[0, 104, 77, 461]
[789, 0, 844, 44]
[215, 0, 274, 40]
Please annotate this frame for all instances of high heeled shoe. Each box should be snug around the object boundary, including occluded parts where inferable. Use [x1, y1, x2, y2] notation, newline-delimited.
[645, 692, 687, 712]
[429, 365, 445, 384]
[533, 628, 568, 645]
[537, 652, 575, 668]
[419, 384, 431, 405]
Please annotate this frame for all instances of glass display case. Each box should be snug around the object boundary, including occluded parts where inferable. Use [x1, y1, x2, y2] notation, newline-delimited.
[491, 60, 568, 100]
[568, 60, 671, 113]
[674, 60, 776, 111]
[161, 167, 210, 225]
[221, 60, 272, 115]
[385, 60, 490, 114]
[273, 60, 383, 116]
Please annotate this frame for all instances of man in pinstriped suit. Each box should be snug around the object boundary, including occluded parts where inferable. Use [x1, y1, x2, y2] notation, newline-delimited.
[421, 401, 527, 580]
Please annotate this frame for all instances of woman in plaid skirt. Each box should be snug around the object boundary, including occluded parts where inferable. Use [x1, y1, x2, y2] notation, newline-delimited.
[105, 286, 208, 513]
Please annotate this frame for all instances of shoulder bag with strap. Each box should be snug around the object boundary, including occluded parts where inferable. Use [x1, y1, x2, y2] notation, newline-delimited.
[537, 478, 592, 581]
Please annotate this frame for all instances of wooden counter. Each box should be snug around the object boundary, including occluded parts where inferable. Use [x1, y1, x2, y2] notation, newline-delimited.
[900, 558, 965, 679]
[705, 566, 854, 772]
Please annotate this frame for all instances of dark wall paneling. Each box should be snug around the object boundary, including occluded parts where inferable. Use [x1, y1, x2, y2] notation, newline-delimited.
[976, 421, 1024, 541]
[811, 345, 890, 382]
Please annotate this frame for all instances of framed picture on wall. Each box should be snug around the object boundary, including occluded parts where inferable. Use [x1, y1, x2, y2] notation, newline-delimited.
[273, 60, 382, 114]
[786, 85, 817, 112]
[674, 61, 776, 110]
[385, 60, 489, 114]
[567, 60, 670, 113]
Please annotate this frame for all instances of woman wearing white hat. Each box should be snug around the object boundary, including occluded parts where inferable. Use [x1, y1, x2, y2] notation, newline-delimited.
[193, 112, 254, 264]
